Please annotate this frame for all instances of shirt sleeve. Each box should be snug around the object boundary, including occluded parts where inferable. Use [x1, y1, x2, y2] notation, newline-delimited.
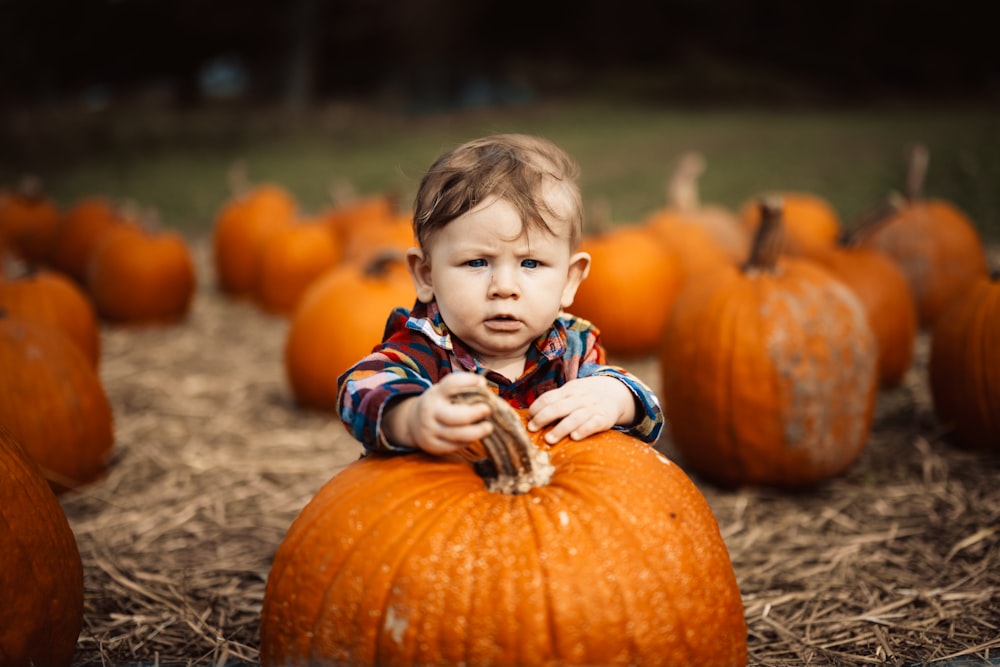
[571, 318, 665, 444]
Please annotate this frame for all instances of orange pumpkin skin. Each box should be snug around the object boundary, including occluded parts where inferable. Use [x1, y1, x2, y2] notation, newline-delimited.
[928, 273, 1000, 451]
[255, 219, 341, 316]
[86, 224, 196, 324]
[571, 223, 683, 357]
[0, 425, 84, 667]
[660, 257, 878, 488]
[0, 180, 62, 265]
[0, 267, 101, 367]
[212, 184, 297, 297]
[857, 199, 987, 328]
[284, 254, 416, 411]
[806, 245, 917, 390]
[47, 196, 123, 283]
[260, 424, 747, 666]
[739, 191, 841, 257]
[0, 314, 115, 492]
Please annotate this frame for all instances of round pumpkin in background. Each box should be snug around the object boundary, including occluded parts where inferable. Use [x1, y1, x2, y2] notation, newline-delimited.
[85, 218, 197, 325]
[660, 196, 879, 488]
[928, 270, 1000, 451]
[0, 311, 115, 493]
[254, 215, 341, 316]
[854, 144, 988, 328]
[571, 219, 683, 358]
[284, 251, 415, 411]
[212, 166, 298, 298]
[0, 266, 101, 367]
[0, 424, 84, 667]
[47, 195, 124, 283]
[260, 387, 747, 667]
[738, 189, 842, 258]
[0, 175, 62, 265]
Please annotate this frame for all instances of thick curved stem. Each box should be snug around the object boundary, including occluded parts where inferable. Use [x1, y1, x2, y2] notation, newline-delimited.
[453, 387, 554, 494]
[743, 195, 784, 273]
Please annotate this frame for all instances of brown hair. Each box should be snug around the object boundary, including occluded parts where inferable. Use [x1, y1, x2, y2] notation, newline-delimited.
[412, 134, 584, 249]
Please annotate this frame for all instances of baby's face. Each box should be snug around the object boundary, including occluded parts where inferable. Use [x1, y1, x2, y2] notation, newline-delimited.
[407, 196, 589, 373]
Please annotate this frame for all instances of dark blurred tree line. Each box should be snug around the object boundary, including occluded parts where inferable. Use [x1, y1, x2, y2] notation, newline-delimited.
[0, 0, 996, 111]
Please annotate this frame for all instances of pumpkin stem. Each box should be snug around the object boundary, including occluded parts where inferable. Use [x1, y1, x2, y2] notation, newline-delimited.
[453, 386, 554, 494]
[904, 143, 929, 203]
[667, 151, 706, 212]
[841, 192, 906, 246]
[743, 195, 784, 273]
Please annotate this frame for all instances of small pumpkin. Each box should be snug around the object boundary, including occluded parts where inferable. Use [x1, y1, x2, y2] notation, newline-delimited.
[284, 251, 416, 411]
[0, 424, 84, 667]
[571, 219, 683, 357]
[260, 386, 747, 667]
[212, 165, 298, 297]
[928, 270, 1000, 451]
[738, 190, 842, 257]
[254, 216, 342, 316]
[660, 196, 878, 488]
[47, 195, 124, 283]
[0, 266, 101, 367]
[85, 218, 196, 325]
[0, 311, 115, 492]
[0, 175, 62, 265]
[854, 144, 988, 328]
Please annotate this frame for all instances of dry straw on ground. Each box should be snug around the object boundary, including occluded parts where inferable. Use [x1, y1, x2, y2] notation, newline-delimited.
[62, 241, 999, 667]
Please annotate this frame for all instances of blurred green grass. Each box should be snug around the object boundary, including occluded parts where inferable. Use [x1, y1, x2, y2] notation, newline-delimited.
[3, 101, 998, 241]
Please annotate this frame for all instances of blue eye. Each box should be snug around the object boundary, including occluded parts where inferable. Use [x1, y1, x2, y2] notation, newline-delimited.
[521, 259, 540, 269]
[466, 259, 487, 268]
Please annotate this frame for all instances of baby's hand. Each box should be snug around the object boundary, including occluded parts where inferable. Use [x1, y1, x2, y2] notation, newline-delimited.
[387, 372, 494, 455]
[527, 376, 636, 444]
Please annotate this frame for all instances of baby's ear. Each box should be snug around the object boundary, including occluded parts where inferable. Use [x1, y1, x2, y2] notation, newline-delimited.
[406, 247, 435, 303]
[560, 251, 591, 308]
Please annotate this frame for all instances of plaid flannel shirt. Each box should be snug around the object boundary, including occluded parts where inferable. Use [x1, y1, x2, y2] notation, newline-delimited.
[337, 300, 663, 454]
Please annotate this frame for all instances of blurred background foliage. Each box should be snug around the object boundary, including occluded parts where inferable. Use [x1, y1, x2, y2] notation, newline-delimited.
[1, 0, 997, 239]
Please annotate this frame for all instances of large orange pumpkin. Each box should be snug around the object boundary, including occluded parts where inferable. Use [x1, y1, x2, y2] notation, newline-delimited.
[0, 312, 115, 492]
[854, 144, 988, 328]
[212, 177, 298, 297]
[571, 221, 683, 357]
[86, 221, 196, 325]
[284, 252, 416, 411]
[0, 266, 101, 367]
[260, 387, 747, 667]
[0, 175, 62, 265]
[928, 271, 1000, 451]
[0, 424, 84, 667]
[660, 197, 878, 488]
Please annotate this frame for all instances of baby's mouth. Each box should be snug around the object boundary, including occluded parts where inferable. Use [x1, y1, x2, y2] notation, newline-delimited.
[485, 315, 521, 331]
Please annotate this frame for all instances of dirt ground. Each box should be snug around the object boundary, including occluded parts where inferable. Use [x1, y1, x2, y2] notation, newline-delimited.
[61, 239, 999, 666]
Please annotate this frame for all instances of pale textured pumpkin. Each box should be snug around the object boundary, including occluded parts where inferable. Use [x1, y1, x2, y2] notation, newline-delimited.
[928, 271, 1000, 451]
[660, 197, 878, 487]
[260, 388, 747, 667]
[0, 424, 84, 667]
[0, 312, 115, 492]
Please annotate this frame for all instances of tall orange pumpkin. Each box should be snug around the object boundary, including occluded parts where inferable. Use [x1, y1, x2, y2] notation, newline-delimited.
[571, 221, 682, 357]
[928, 271, 1000, 451]
[854, 144, 988, 328]
[0, 175, 62, 265]
[0, 312, 115, 492]
[284, 252, 416, 411]
[0, 266, 101, 367]
[212, 174, 298, 297]
[86, 221, 196, 324]
[260, 387, 747, 667]
[0, 424, 84, 667]
[660, 197, 878, 488]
